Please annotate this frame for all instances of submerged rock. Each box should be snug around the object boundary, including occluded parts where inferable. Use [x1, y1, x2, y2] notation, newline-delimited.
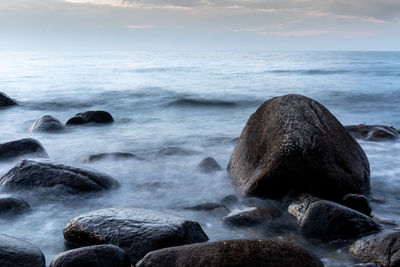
[0, 194, 30, 216]
[50, 245, 130, 267]
[228, 94, 370, 201]
[136, 239, 324, 267]
[66, 111, 114, 125]
[0, 138, 48, 161]
[29, 115, 65, 133]
[63, 208, 208, 264]
[346, 125, 399, 141]
[288, 196, 381, 241]
[223, 206, 281, 226]
[0, 233, 45, 267]
[342, 194, 372, 216]
[197, 157, 222, 173]
[349, 232, 400, 267]
[156, 146, 196, 157]
[184, 202, 229, 212]
[79, 152, 138, 163]
[0, 159, 119, 193]
[0, 92, 17, 106]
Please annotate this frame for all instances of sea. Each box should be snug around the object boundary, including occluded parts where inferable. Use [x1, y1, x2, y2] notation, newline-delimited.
[0, 51, 400, 266]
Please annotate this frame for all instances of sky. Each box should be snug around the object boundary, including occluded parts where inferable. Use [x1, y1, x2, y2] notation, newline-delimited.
[0, 0, 399, 50]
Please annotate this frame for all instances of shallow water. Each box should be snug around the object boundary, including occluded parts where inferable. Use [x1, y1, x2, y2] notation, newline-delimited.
[1, 51, 400, 266]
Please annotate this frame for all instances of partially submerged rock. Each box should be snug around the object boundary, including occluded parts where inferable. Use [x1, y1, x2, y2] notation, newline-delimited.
[0, 233, 45, 267]
[346, 125, 399, 141]
[0, 194, 30, 216]
[342, 194, 372, 216]
[0, 159, 119, 193]
[50, 245, 130, 267]
[156, 147, 196, 157]
[223, 206, 281, 226]
[228, 94, 370, 201]
[29, 115, 65, 133]
[0, 138, 48, 161]
[79, 152, 138, 163]
[197, 157, 221, 173]
[66, 111, 114, 125]
[63, 208, 208, 264]
[0, 92, 17, 106]
[184, 202, 229, 213]
[137, 239, 324, 267]
[349, 231, 400, 267]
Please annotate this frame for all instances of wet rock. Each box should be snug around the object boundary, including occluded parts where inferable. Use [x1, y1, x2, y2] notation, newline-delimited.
[156, 147, 196, 157]
[79, 152, 138, 163]
[348, 264, 381, 267]
[184, 202, 229, 214]
[289, 197, 381, 241]
[50, 245, 130, 267]
[228, 94, 370, 201]
[63, 208, 208, 264]
[219, 194, 239, 206]
[0, 138, 49, 161]
[0, 92, 17, 106]
[346, 125, 399, 141]
[342, 194, 372, 216]
[66, 111, 114, 125]
[0, 194, 30, 216]
[0, 159, 119, 193]
[223, 206, 281, 226]
[349, 231, 400, 267]
[136, 239, 324, 267]
[0, 233, 45, 267]
[29, 115, 65, 133]
[197, 157, 221, 173]
[372, 216, 398, 227]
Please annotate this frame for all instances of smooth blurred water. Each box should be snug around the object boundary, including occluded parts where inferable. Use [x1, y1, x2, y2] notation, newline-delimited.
[1, 51, 400, 266]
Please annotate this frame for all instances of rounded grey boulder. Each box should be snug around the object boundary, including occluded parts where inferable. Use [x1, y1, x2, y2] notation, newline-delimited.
[0, 138, 49, 161]
[228, 94, 370, 201]
[63, 208, 209, 264]
[136, 239, 324, 267]
[197, 157, 222, 173]
[66, 111, 114, 125]
[0, 92, 17, 106]
[0, 194, 30, 216]
[29, 115, 65, 133]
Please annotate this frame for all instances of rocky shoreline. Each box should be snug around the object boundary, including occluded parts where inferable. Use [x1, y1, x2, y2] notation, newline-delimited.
[1, 91, 399, 266]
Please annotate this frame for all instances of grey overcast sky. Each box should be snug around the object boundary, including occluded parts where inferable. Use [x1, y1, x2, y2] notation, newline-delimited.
[1, 0, 399, 50]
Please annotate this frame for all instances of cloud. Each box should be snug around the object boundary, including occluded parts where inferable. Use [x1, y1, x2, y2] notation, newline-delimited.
[127, 24, 156, 29]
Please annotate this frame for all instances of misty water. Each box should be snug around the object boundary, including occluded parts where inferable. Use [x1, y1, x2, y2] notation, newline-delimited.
[1, 51, 400, 266]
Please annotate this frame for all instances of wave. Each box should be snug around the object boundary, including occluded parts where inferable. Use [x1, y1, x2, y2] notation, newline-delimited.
[26, 100, 103, 110]
[268, 69, 350, 75]
[115, 67, 199, 74]
[166, 98, 238, 108]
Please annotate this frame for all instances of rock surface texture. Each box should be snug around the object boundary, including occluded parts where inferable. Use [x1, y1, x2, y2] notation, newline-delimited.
[0, 138, 49, 161]
[66, 111, 114, 125]
[29, 115, 65, 133]
[0, 194, 30, 216]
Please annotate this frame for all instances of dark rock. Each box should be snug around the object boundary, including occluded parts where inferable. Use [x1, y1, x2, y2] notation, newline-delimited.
[0, 159, 119, 193]
[228, 94, 370, 201]
[29, 115, 65, 133]
[349, 232, 400, 267]
[49, 245, 130, 267]
[197, 157, 221, 173]
[136, 239, 324, 267]
[372, 216, 398, 226]
[184, 202, 229, 213]
[0, 194, 30, 216]
[223, 206, 281, 226]
[66, 111, 114, 125]
[289, 196, 381, 241]
[156, 147, 196, 157]
[348, 264, 381, 267]
[0, 138, 49, 161]
[342, 194, 372, 216]
[219, 194, 239, 206]
[346, 125, 399, 141]
[63, 208, 208, 264]
[0, 92, 17, 106]
[0, 233, 45, 267]
[79, 152, 138, 163]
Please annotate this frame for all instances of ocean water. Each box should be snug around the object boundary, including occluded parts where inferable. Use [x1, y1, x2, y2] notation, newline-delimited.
[0, 51, 400, 266]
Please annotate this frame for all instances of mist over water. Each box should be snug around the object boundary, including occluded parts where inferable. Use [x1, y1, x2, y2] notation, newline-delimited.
[1, 51, 400, 266]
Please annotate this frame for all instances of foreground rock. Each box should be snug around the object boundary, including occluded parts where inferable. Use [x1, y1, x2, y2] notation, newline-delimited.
[288, 196, 381, 241]
[137, 239, 324, 267]
[0, 92, 17, 106]
[50, 245, 130, 267]
[0, 138, 49, 161]
[79, 152, 137, 163]
[197, 157, 221, 173]
[342, 194, 371, 216]
[29, 115, 65, 133]
[349, 232, 400, 267]
[223, 206, 281, 226]
[66, 111, 114, 125]
[0, 159, 119, 193]
[0, 233, 45, 267]
[346, 124, 399, 141]
[63, 208, 208, 264]
[0, 194, 30, 216]
[228, 94, 370, 201]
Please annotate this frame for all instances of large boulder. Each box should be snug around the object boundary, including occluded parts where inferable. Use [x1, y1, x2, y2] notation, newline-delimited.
[29, 115, 65, 133]
[228, 94, 370, 201]
[0, 159, 119, 193]
[0, 233, 45, 267]
[346, 125, 399, 141]
[0, 138, 48, 161]
[136, 239, 324, 267]
[0, 92, 17, 106]
[0, 194, 30, 216]
[50, 245, 130, 267]
[349, 232, 400, 267]
[66, 111, 114, 125]
[288, 196, 381, 241]
[63, 208, 209, 264]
